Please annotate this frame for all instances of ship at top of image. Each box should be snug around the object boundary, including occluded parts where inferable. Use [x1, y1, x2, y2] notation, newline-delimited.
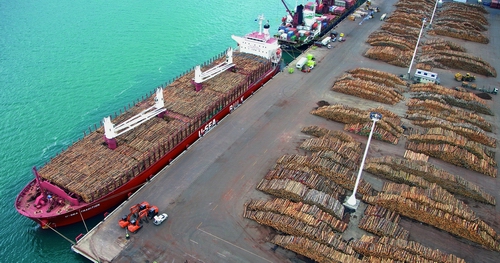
[14, 15, 282, 229]
[276, 0, 365, 50]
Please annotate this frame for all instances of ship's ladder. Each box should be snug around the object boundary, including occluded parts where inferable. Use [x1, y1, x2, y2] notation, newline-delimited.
[104, 88, 166, 139]
[193, 47, 235, 84]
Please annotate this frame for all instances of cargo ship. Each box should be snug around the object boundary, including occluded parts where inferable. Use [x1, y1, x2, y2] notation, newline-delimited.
[15, 15, 282, 229]
[276, 0, 363, 49]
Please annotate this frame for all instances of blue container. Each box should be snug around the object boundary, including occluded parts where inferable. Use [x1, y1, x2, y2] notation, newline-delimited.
[287, 31, 295, 37]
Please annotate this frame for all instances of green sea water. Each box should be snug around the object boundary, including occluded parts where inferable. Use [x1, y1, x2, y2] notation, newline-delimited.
[0, 1, 293, 262]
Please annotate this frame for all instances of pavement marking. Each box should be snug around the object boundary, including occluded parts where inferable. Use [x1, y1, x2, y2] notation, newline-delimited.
[240, 174, 245, 179]
[197, 228, 273, 263]
[217, 252, 227, 258]
[190, 239, 198, 244]
[252, 160, 257, 166]
[197, 222, 203, 229]
[185, 253, 205, 263]
[211, 204, 218, 211]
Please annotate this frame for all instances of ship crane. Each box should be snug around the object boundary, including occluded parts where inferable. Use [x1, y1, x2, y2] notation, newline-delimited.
[192, 47, 235, 91]
[103, 88, 166, 149]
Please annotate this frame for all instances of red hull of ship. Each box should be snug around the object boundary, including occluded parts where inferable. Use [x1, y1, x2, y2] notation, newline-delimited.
[16, 64, 280, 228]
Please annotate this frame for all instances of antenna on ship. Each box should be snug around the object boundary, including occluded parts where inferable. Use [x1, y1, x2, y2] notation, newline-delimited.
[103, 88, 166, 149]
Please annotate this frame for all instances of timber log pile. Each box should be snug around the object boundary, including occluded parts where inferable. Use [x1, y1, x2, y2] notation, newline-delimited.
[428, 2, 489, 44]
[270, 235, 362, 263]
[404, 150, 429, 162]
[311, 104, 404, 144]
[38, 52, 273, 203]
[265, 167, 347, 200]
[404, 126, 497, 177]
[347, 68, 407, 86]
[419, 49, 497, 77]
[245, 198, 348, 233]
[300, 137, 362, 167]
[256, 178, 345, 219]
[409, 83, 492, 115]
[274, 154, 373, 196]
[351, 235, 467, 263]
[421, 38, 467, 53]
[358, 205, 410, 240]
[332, 68, 405, 105]
[301, 125, 359, 143]
[366, 156, 495, 205]
[363, 0, 431, 67]
[363, 182, 500, 251]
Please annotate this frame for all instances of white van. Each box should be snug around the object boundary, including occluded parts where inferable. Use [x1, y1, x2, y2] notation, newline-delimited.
[296, 57, 308, 69]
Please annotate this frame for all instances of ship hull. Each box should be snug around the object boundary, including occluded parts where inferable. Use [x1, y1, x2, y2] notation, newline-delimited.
[16, 63, 280, 228]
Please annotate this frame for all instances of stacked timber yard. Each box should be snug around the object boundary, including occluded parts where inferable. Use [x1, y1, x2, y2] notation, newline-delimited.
[243, 0, 500, 262]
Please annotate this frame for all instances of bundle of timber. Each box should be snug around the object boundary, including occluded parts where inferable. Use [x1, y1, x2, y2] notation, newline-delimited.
[301, 125, 358, 143]
[422, 39, 466, 52]
[395, 0, 434, 13]
[406, 99, 493, 132]
[408, 128, 496, 167]
[415, 62, 433, 71]
[347, 68, 407, 86]
[364, 162, 431, 188]
[359, 205, 410, 240]
[406, 141, 497, 177]
[366, 156, 495, 205]
[380, 24, 420, 38]
[385, 12, 426, 29]
[344, 123, 399, 144]
[311, 104, 404, 140]
[409, 83, 493, 115]
[331, 79, 404, 105]
[366, 33, 414, 51]
[337, 72, 405, 91]
[270, 235, 362, 263]
[265, 167, 347, 198]
[245, 198, 348, 232]
[351, 234, 467, 263]
[256, 178, 345, 219]
[419, 49, 496, 77]
[404, 150, 429, 162]
[364, 46, 412, 68]
[244, 209, 353, 252]
[312, 151, 360, 171]
[363, 182, 500, 251]
[299, 137, 362, 159]
[437, 3, 488, 29]
[275, 154, 373, 195]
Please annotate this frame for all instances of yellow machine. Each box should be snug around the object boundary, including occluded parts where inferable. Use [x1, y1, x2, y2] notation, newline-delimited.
[455, 72, 476, 82]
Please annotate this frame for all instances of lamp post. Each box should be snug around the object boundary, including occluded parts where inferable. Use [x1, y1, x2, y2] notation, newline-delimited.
[407, 17, 427, 80]
[428, 0, 441, 29]
[344, 112, 382, 210]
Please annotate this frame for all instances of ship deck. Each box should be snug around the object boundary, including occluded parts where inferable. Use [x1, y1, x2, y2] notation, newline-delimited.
[72, 1, 500, 262]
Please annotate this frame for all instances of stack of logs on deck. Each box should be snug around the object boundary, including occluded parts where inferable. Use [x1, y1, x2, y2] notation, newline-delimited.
[331, 68, 405, 105]
[311, 104, 404, 144]
[364, 156, 495, 205]
[363, 182, 500, 251]
[358, 205, 410, 240]
[244, 198, 348, 233]
[270, 235, 363, 263]
[429, 2, 489, 44]
[273, 153, 372, 196]
[419, 49, 497, 77]
[405, 128, 497, 177]
[351, 234, 467, 263]
[409, 83, 493, 116]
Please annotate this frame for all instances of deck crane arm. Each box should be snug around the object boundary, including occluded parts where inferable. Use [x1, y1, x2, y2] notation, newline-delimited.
[104, 88, 166, 140]
[280, 0, 294, 18]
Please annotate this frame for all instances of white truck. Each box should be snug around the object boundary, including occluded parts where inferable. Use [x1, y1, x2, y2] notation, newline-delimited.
[153, 213, 168, 225]
[412, 69, 440, 85]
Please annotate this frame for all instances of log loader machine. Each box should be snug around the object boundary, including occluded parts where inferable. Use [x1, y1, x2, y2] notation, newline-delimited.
[118, 201, 151, 228]
[455, 72, 476, 82]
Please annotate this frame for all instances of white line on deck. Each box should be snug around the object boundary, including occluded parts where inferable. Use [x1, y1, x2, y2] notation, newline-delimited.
[190, 239, 198, 244]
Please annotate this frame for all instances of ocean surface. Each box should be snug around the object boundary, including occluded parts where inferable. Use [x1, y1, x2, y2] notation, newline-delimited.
[0, 1, 295, 262]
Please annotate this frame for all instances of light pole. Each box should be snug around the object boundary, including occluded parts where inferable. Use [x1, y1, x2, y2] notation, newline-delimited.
[428, 0, 441, 29]
[344, 112, 382, 210]
[407, 17, 427, 80]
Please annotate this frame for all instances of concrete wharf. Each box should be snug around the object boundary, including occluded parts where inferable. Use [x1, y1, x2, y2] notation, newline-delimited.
[73, 1, 500, 262]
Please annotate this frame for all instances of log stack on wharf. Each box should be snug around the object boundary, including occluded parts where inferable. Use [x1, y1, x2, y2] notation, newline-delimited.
[351, 234, 467, 263]
[403, 150, 429, 162]
[363, 182, 500, 251]
[358, 205, 410, 240]
[311, 104, 404, 144]
[332, 68, 405, 105]
[428, 2, 489, 44]
[270, 235, 363, 263]
[365, 156, 496, 205]
[37, 52, 274, 203]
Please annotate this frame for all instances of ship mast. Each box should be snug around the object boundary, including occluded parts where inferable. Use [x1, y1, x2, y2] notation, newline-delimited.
[103, 88, 166, 149]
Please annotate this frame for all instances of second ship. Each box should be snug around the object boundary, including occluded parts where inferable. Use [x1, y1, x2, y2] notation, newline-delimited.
[15, 15, 282, 229]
